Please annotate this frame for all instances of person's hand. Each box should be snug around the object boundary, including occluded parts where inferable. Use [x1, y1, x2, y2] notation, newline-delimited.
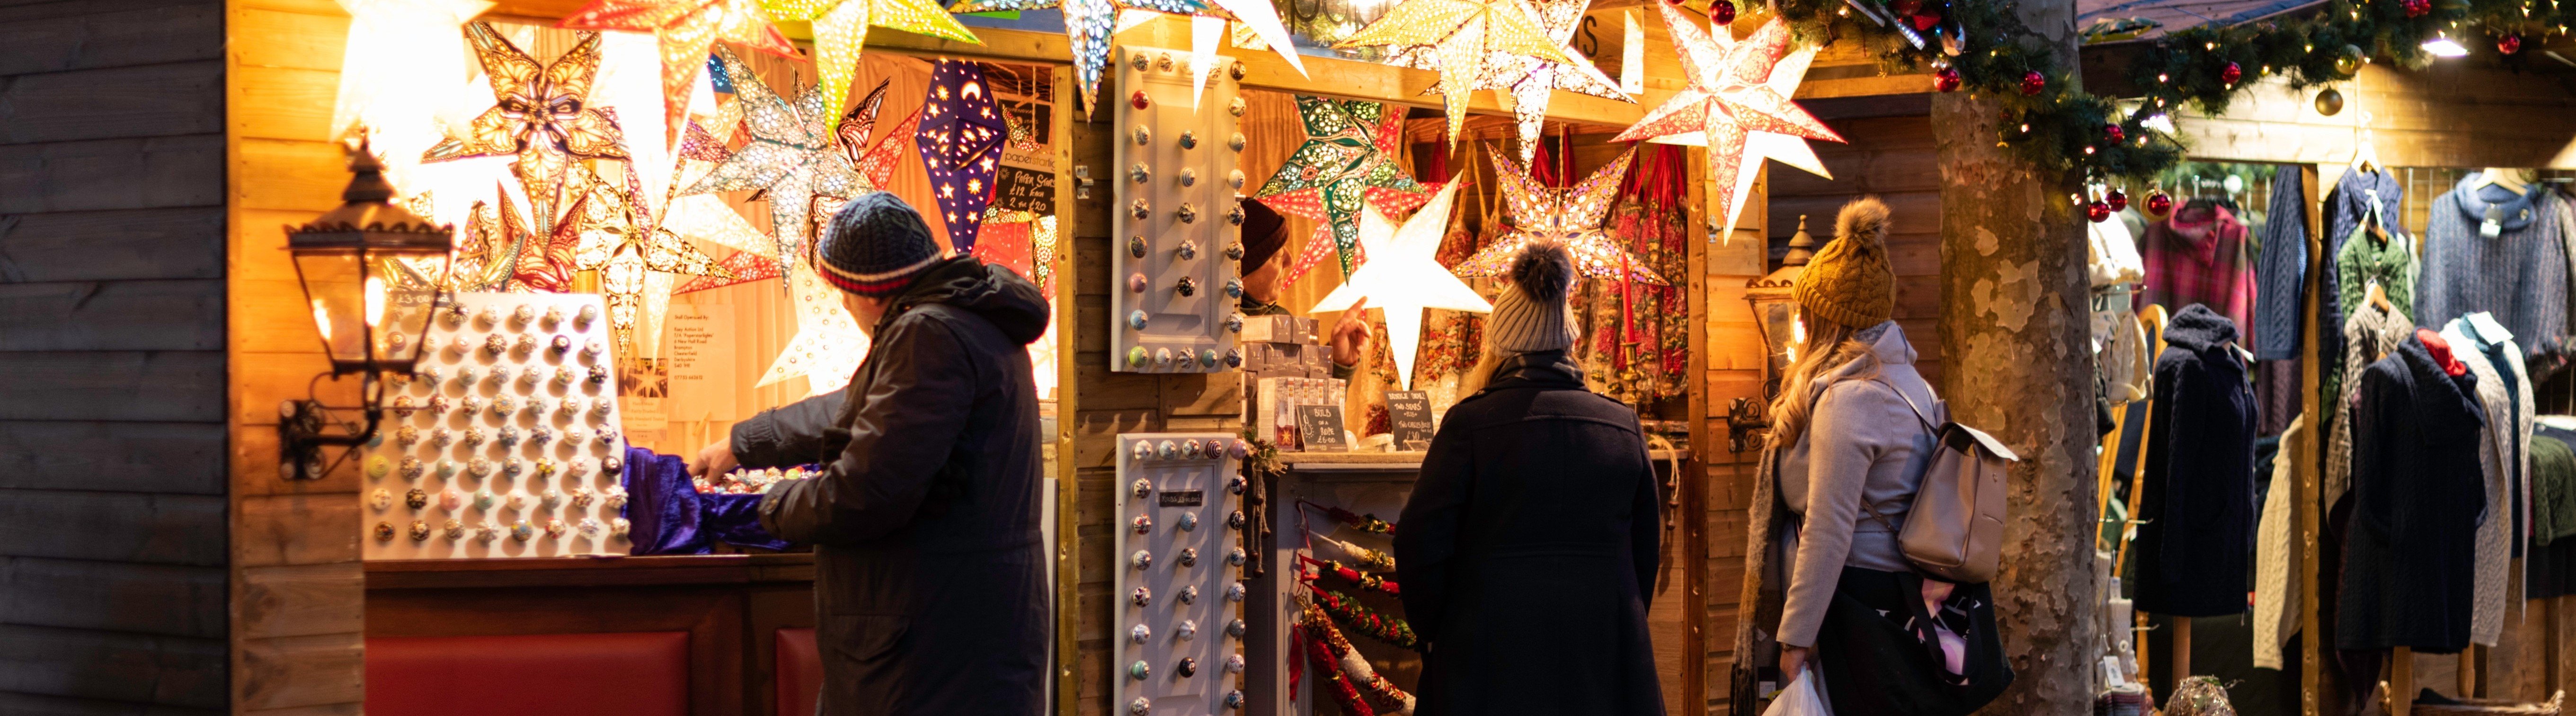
[687, 438, 738, 478]
[1329, 298, 1372, 367]
[1778, 645, 1811, 683]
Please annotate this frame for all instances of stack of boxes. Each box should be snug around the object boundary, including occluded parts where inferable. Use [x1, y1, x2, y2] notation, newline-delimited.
[1239, 314, 1344, 450]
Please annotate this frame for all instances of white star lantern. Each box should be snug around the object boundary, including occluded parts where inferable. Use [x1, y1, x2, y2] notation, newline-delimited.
[757, 264, 871, 396]
[1309, 175, 1489, 390]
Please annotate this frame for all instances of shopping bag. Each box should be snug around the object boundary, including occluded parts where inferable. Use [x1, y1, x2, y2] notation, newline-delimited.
[1763, 669, 1833, 716]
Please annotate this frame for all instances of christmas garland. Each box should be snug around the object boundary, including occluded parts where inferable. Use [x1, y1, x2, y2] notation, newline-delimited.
[1297, 604, 1418, 716]
[1309, 586, 1420, 649]
[1303, 499, 1398, 536]
[1321, 535, 1398, 571]
[1742, 0, 2576, 182]
[1303, 555, 1404, 596]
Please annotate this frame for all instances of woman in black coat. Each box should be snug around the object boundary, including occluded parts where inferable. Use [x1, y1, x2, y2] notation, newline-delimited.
[1394, 243, 1666, 716]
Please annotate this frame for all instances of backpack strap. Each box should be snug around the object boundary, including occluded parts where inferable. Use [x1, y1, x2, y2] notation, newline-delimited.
[1859, 377, 1938, 533]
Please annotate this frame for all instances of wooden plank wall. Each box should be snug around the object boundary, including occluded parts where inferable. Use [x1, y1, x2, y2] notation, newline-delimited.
[224, 0, 371, 712]
[0, 0, 233, 712]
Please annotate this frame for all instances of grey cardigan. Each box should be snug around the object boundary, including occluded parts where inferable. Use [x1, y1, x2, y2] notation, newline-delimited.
[1776, 321, 1941, 648]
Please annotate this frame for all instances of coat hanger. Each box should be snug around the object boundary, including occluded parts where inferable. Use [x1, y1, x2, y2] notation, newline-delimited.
[2348, 110, 2381, 174]
[2365, 278, 2395, 313]
[2473, 167, 2529, 194]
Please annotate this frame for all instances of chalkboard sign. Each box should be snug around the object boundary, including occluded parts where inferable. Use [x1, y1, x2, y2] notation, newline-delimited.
[994, 165, 1057, 214]
[1295, 404, 1348, 452]
[1384, 391, 1433, 451]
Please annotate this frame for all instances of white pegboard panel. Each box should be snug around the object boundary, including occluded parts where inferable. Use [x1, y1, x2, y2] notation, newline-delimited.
[360, 291, 631, 559]
[1116, 433, 1251, 715]
[1110, 45, 1247, 374]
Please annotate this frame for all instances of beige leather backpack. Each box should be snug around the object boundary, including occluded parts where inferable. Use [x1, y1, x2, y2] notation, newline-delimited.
[1866, 379, 2017, 584]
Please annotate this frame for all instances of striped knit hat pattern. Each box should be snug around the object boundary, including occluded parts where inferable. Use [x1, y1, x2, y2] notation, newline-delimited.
[1487, 241, 1581, 353]
[817, 192, 943, 296]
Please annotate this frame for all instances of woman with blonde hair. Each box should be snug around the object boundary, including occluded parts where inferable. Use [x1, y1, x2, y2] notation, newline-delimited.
[1395, 241, 1665, 715]
[1769, 197, 2008, 715]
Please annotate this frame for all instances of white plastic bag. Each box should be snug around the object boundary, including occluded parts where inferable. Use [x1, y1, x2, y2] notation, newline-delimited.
[1763, 669, 1833, 716]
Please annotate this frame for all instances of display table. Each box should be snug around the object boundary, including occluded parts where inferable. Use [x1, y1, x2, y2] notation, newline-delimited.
[365, 554, 817, 716]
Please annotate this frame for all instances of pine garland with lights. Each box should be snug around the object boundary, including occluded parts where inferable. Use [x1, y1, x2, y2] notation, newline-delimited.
[1747, 0, 2576, 182]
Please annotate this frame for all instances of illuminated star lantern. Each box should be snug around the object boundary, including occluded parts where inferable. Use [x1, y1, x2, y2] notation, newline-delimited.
[760, 265, 872, 395]
[1389, 0, 1629, 164]
[1611, 8, 1843, 242]
[1452, 145, 1666, 285]
[570, 170, 737, 355]
[947, 0, 1209, 114]
[761, 0, 978, 131]
[557, 0, 801, 143]
[330, 0, 492, 198]
[1252, 96, 1433, 282]
[494, 181, 594, 293]
[1310, 175, 1491, 391]
[675, 251, 785, 293]
[424, 23, 631, 234]
[1333, 0, 1575, 147]
[676, 46, 867, 271]
[842, 79, 926, 190]
[915, 60, 1009, 253]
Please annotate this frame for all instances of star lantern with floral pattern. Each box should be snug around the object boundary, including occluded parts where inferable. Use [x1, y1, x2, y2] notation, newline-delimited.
[1388, 0, 1629, 165]
[1611, 6, 1842, 242]
[557, 0, 801, 143]
[760, 0, 979, 131]
[1252, 96, 1434, 284]
[915, 60, 1009, 253]
[675, 46, 867, 271]
[946, 0, 1208, 114]
[1452, 144, 1665, 285]
[424, 23, 631, 235]
[1333, 0, 1575, 148]
[568, 168, 737, 355]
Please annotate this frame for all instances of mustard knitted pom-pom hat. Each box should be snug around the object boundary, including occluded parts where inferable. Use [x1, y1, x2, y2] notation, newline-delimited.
[1793, 196, 1898, 329]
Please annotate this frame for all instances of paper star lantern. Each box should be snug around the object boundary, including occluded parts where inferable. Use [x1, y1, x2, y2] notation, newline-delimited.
[1388, 0, 1628, 163]
[915, 60, 1008, 253]
[1206, 0, 1305, 79]
[557, 0, 800, 143]
[1252, 96, 1432, 281]
[1333, 0, 1575, 148]
[759, 264, 872, 395]
[947, 0, 1208, 114]
[762, 0, 978, 131]
[493, 180, 593, 293]
[1310, 175, 1491, 390]
[840, 79, 926, 188]
[1452, 145, 1665, 285]
[675, 46, 867, 271]
[570, 170, 737, 355]
[424, 23, 631, 234]
[1611, 9, 1843, 242]
[331, 0, 492, 202]
[675, 250, 785, 293]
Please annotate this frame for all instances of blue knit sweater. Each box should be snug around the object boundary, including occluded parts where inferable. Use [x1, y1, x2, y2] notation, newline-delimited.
[2416, 178, 2567, 360]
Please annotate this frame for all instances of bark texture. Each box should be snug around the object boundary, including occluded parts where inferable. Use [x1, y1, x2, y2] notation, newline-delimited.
[1933, 0, 2099, 712]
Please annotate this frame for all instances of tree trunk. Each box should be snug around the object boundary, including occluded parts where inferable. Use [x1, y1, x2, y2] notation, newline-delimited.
[1932, 0, 2098, 712]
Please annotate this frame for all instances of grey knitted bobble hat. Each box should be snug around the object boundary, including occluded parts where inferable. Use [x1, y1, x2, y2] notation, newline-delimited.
[1485, 241, 1581, 353]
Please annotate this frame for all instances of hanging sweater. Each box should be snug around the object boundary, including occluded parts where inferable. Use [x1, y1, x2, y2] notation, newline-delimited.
[2320, 169, 2408, 417]
[2252, 415, 2305, 670]
[2254, 170, 2310, 359]
[2336, 333, 2487, 653]
[2135, 304, 2258, 617]
[2142, 206, 2259, 355]
[2416, 179, 2568, 360]
[2327, 303, 2414, 508]
[2439, 316, 2530, 647]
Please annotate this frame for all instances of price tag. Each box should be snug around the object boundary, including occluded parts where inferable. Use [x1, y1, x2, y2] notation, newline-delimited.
[1384, 390, 1433, 451]
[1296, 404, 1348, 452]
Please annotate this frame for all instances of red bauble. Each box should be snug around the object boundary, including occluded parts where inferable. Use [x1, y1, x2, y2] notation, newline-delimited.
[2104, 124, 2126, 142]
[1933, 66, 1963, 92]
[2145, 190, 2175, 216]
[2087, 201, 2113, 223]
[1710, 0, 1736, 25]
[2107, 189, 2129, 212]
[1129, 90, 1150, 110]
[2404, 0, 2429, 16]
[2019, 70, 2046, 95]
[2220, 62, 2243, 84]
[2501, 35, 2524, 54]
[1890, 0, 1921, 14]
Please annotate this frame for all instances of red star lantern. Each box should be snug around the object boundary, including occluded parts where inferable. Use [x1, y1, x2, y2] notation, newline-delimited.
[1611, 8, 1844, 242]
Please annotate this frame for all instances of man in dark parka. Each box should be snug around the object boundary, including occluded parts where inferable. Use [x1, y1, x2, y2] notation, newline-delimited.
[690, 193, 1051, 715]
[1395, 242, 1666, 716]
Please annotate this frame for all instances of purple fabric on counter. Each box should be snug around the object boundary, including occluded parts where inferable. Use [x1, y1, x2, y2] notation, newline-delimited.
[622, 447, 791, 555]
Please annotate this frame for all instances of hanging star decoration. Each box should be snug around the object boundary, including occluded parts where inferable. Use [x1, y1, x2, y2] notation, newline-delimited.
[1200, 0, 1304, 81]
[496, 181, 594, 293]
[330, 0, 492, 204]
[676, 46, 866, 271]
[557, 0, 801, 143]
[568, 168, 737, 355]
[915, 60, 1008, 254]
[1252, 96, 1434, 283]
[1333, 0, 1575, 147]
[760, 264, 872, 395]
[424, 23, 631, 234]
[761, 0, 977, 132]
[1452, 144, 1665, 285]
[675, 251, 785, 293]
[1309, 175, 1491, 391]
[1388, 0, 1629, 164]
[841, 79, 925, 189]
[1611, 7, 1842, 242]
[946, 0, 1208, 114]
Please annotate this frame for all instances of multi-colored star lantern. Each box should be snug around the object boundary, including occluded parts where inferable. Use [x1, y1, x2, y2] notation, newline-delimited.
[570, 170, 737, 355]
[1333, 0, 1575, 148]
[557, 0, 801, 143]
[1252, 96, 1433, 283]
[915, 60, 1008, 253]
[424, 23, 631, 234]
[1391, 0, 1628, 164]
[761, 0, 979, 131]
[1308, 175, 1490, 391]
[676, 46, 867, 271]
[947, 0, 1208, 114]
[1452, 144, 1666, 285]
[1611, 7, 1842, 242]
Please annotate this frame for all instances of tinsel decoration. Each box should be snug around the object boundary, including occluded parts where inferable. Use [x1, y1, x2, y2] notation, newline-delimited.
[1301, 555, 1401, 596]
[1298, 603, 1417, 714]
[915, 60, 1009, 253]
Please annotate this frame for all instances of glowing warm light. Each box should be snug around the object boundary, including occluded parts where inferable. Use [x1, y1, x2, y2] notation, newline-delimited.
[1452, 146, 1666, 285]
[1309, 176, 1492, 390]
[1612, 9, 1843, 244]
[2423, 36, 2471, 56]
[675, 47, 865, 271]
[948, 0, 1213, 113]
[1382, 0, 1631, 162]
[314, 299, 338, 344]
[364, 276, 389, 328]
[764, 0, 980, 130]
[1332, 0, 1579, 147]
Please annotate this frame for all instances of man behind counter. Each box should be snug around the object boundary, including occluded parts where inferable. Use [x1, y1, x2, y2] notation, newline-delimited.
[1237, 197, 1370, 377]
[687, 193, 1050, 715]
